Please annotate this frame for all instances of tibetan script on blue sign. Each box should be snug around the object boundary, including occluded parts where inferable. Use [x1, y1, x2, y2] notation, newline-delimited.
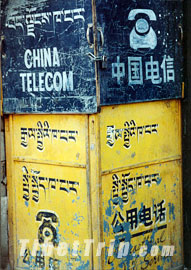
[1, 0, 183, 113]
[2, 0, 97, 113]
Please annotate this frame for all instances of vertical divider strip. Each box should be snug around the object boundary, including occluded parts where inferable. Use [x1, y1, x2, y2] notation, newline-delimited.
[85, 115, 94, 270]
[5, 115, 16, 269]
[89, 113, 102, 270]
[92, 0, 101, 109]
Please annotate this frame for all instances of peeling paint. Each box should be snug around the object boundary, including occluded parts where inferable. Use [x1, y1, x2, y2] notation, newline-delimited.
[73, 213, 84, 225]
[25, 201, 29, 207]
[76, 260, 90, 270]
[131, 152, 136, 158]
[130, 200, 136, 208]
[104, 220, 110, 236]
[156, 176, 162, 185]
[168, 203, 176, 220]
[106, 199, 113, 217]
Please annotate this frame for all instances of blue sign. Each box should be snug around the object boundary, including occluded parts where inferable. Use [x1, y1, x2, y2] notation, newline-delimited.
[2, 0, 97, 113]
[96, 0, 183, 105]
[1, 0, 183, 113]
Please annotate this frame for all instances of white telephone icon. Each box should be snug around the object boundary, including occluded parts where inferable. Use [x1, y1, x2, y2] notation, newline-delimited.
[128, 9, 157, 50]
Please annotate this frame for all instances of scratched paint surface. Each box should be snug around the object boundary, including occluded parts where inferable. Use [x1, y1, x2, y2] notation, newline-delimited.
[100, 100, 181, 172]
[14, 162, 91, 269]
[96, 0, 183, 105]
[2, 0, 96, 113]
[102, 161, 183, 270]
[12, 115, 87, 164]
[2, 0, 183, 114]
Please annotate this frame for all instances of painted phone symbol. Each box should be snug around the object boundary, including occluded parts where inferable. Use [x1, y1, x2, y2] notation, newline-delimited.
[128, 9, 157, 50]
[36, 211, 59, 247]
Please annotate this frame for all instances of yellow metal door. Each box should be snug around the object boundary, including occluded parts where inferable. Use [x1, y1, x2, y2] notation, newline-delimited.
[99, 100, 183, 270]
[5, 115, 92, 269]
[5, 99, 183, 270]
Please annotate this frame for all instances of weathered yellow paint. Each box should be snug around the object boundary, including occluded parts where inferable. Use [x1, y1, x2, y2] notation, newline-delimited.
[13, 115, 87, 165]
[101, 160, 183, 270]
[89, 114, 102, 270]
[5, 114, 93, 269]
[5, 100, 183, 270]
[5, 116, 17, 268]
[100, 100, 181, 173]
[14, 162, 91, 269]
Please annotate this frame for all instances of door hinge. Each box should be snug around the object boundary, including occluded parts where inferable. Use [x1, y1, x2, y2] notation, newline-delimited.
[0, 35, 6, 58]
[182, 82, 185, 99]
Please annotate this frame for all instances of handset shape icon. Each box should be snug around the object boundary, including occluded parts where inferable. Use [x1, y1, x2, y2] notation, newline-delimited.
[128, 9, 157, 50]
